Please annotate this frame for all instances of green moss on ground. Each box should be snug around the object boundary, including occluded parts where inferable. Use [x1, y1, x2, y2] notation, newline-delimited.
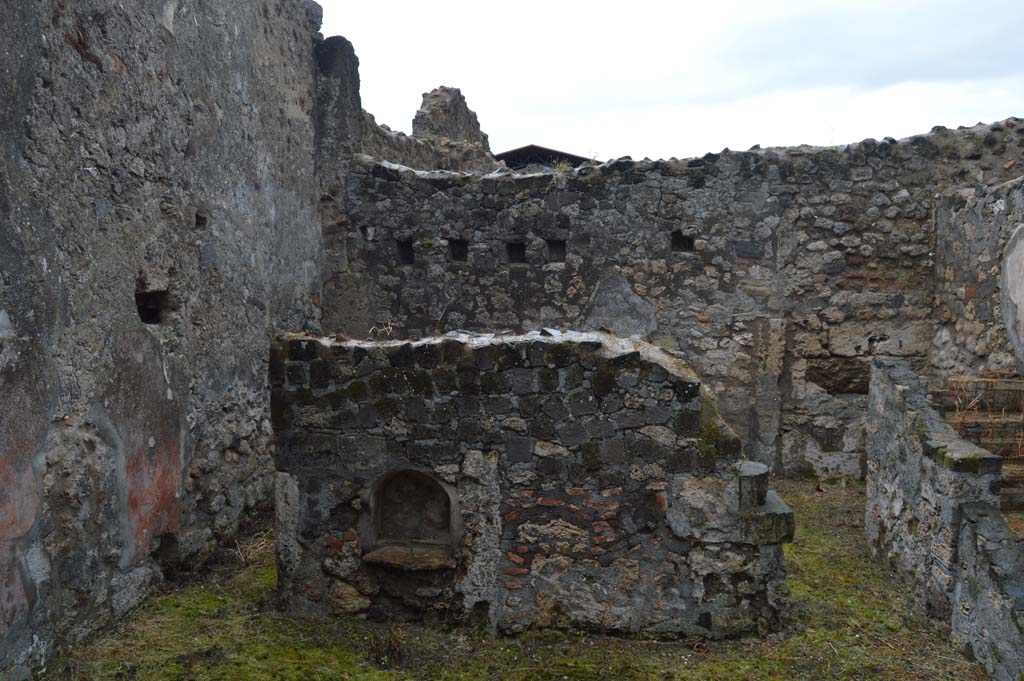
[47, 481, 985, 681]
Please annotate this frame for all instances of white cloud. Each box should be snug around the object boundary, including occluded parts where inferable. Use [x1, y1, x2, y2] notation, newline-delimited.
[319, 0, 1024, 160]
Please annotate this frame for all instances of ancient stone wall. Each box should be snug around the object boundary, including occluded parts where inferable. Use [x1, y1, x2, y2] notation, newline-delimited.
[0, 0, 325, 673]
[865, 357, 1024, 681]
[311, 36, 500, 346]
[864, 357, 1001, 617]
[2, 0, 1023, 671]
[412, 86, 492, 151]
[314, 37, 498, 176]
[952, 504, 1024, 681]
[935, 174, 1024, 376]
[320, 123, 1024, 476]
[0, 6, 508, 672]
[271, 331, 793, 637]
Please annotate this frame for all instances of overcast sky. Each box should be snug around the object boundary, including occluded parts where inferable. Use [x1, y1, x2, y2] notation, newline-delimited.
[320, 0, 1024, 161]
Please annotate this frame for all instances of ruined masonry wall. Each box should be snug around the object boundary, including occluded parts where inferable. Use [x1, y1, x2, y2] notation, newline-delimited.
[864, 357, 1001, 617]
[1, 0, 1023, 672]
[865, 358, 1024, 681]
[935, 175, 1024, 376]
[952, 504, 1024, 681]
[271, 332, 794, 638]
[314, 36, 498, 178]
[1, 0, 324, 672]
[321, 122, 1024, 476]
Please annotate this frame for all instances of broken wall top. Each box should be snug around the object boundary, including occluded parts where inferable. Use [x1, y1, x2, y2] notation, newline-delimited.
[284, 329, 701, 381]
[271, 329, 742, 472]
[315, 37, 499, 173]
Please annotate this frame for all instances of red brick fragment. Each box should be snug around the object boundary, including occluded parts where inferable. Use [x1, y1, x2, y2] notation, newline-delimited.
[324, 535, 343, 554]
[593, 532, 620, 545]
[506, 551, 525, 565]
[583, 499, 620, 510]
[503, 567, 530, 577]
[538, 497, 565, 507]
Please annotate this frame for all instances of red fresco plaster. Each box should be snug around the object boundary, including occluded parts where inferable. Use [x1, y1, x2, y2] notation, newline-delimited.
[124, 430, 181, 565]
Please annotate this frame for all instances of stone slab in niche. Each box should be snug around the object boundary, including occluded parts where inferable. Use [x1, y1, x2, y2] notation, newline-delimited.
[358, 467, 461, 570]
[362, 544, 457, 571]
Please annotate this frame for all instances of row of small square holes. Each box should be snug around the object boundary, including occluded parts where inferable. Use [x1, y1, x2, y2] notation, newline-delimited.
[397, 231, 695, 265]
[397, 239, 567, 265]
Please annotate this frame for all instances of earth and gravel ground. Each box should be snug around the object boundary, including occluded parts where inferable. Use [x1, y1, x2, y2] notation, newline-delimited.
[47, 480, 985, 681]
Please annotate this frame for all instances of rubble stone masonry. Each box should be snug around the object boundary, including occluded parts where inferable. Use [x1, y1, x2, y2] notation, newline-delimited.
[321, 120, 1024, 478]
[866, 358, 1024, 681]
[271, 331, 793, 637]
[3, 0, 1024, 673]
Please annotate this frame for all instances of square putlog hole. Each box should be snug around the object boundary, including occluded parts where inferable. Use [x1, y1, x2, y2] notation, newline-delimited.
[135, 290, 169, 325]
[449, 238, 469, 262]
[671, 230, 696, 252]
[545, 239, 567, 262]
[397, 239, 415, 265]
[506, 242, 527, 264]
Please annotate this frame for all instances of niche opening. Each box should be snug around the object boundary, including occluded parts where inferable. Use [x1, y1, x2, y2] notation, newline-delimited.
[362, 469, 459, 571]
[506, 241, 527, 264]
[136, 290, 169, 325]
[545, 239, 567, 262]
[449, 238, 469, 262]
[672, 231, 696, 253]
[154, 533, 182, 578]
[397, 239, 415, 265]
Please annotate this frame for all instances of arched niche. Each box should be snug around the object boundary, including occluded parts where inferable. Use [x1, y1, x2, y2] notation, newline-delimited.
[360, 468, 461, 571]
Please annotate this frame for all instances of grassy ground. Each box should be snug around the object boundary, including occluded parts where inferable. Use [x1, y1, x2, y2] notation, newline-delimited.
[46, 481, 985, 681]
